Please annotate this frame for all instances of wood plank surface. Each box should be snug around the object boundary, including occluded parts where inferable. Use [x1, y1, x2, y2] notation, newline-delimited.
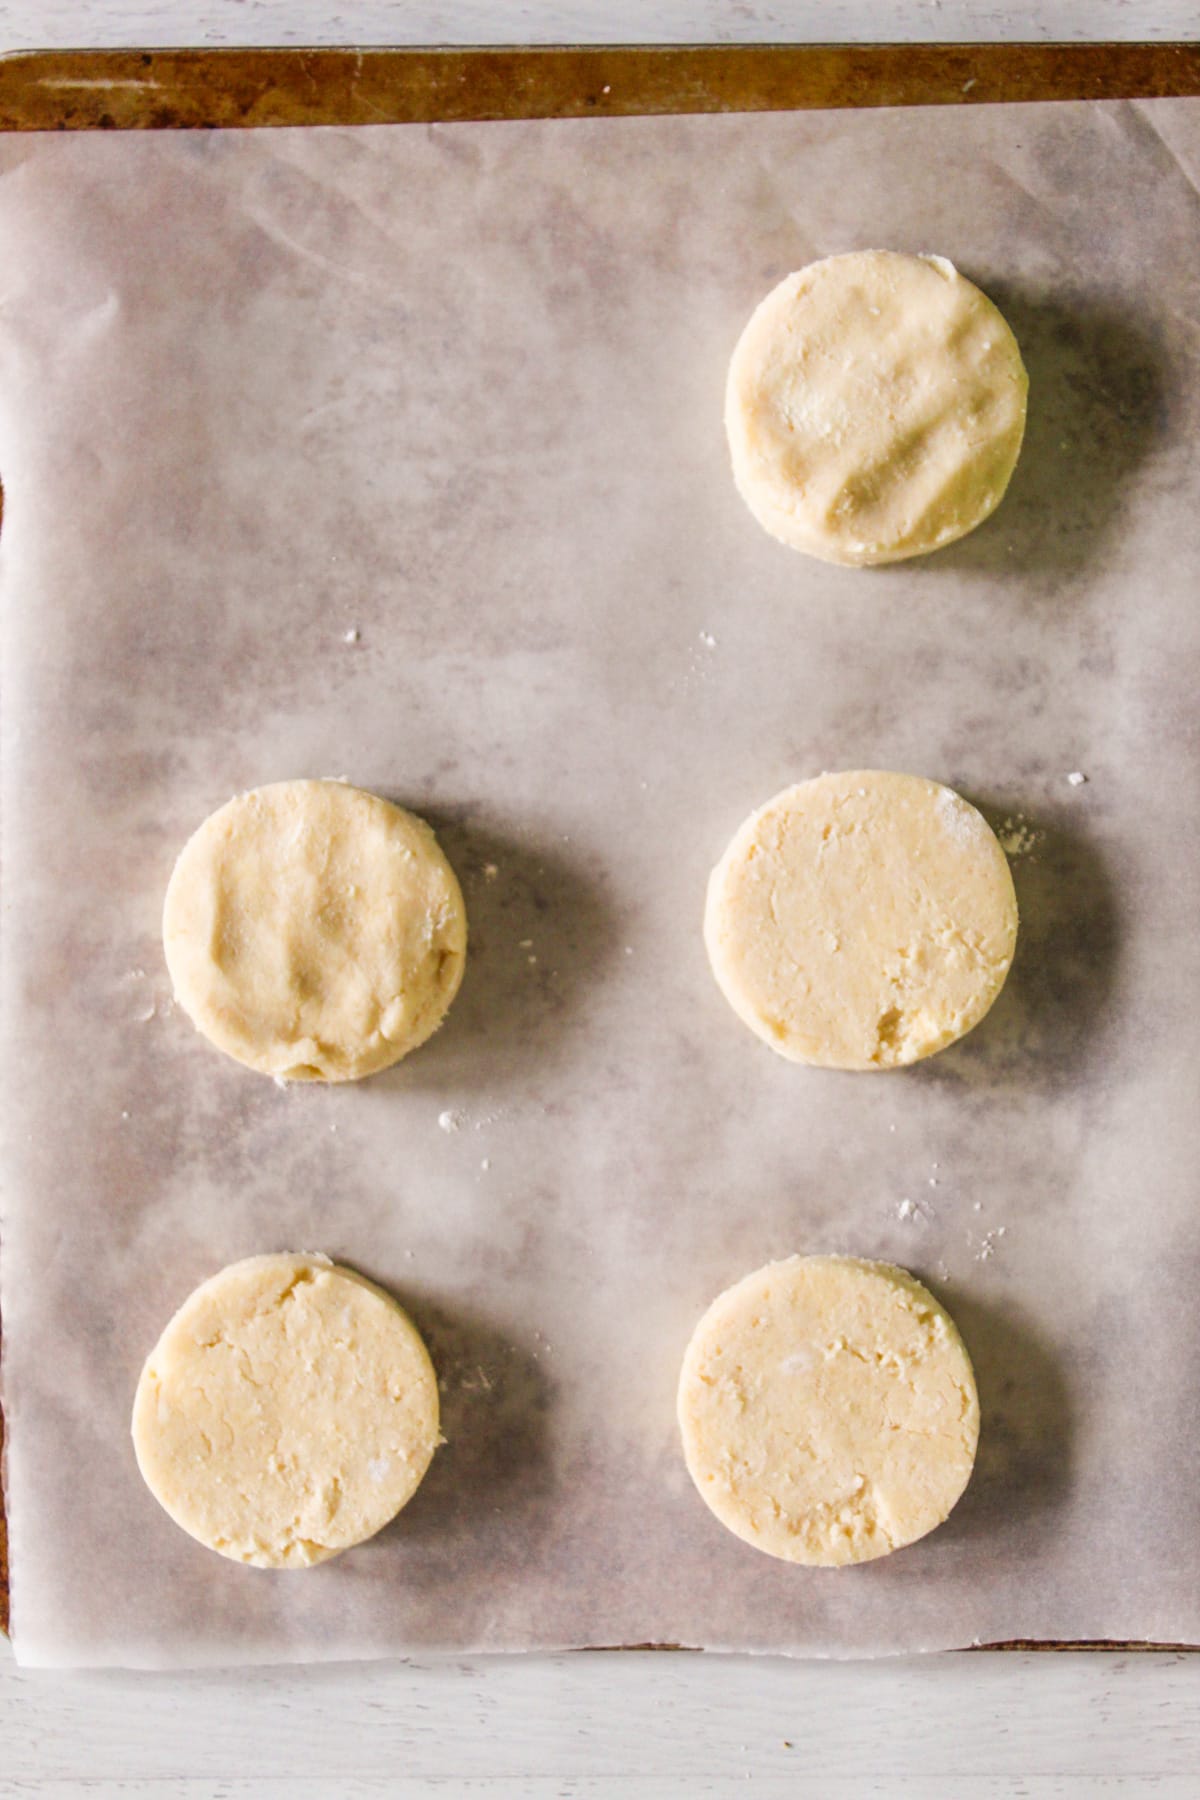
[0, 39, 1196, 1654]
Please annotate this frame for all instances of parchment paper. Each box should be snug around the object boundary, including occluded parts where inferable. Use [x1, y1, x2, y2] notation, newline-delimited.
[1, 101, 1199, 1668]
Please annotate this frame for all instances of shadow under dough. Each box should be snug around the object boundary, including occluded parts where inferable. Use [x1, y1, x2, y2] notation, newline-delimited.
[932, 1286, 1074, 1552]
[913, 286, 1169, 580]
[370, 803, 623, 1099]
[921, 805, 1122, 1093]
[378, 1290, 555, 1556]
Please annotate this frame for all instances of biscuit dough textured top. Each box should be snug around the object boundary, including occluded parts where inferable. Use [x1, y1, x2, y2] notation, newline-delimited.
[163, 780, 466, 1081]
[132, 1254, 440, 1568]
[725, 250, 1028, 565]
[704, 770, 1018, 1070]
[678, 1255, 979, 1566]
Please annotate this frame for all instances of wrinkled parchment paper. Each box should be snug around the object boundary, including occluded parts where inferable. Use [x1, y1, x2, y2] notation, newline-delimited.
[2, 101, 1199, 1667]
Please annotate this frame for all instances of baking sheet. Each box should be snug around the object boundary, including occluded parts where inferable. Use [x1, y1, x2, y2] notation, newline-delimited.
[1, 101, 1198, 1667]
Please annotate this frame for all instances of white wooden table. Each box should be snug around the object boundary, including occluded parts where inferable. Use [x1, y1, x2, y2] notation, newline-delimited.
[3, 4, 1200, 1795]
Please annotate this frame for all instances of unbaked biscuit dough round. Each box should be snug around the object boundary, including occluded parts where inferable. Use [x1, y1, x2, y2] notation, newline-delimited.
[678, 1255, 979, 1566]
[705, 771, 1017, 1070]
[163, 780, 466, 1082]
[725, 250, 1028, 565]
[132, 1254, 440, 1568]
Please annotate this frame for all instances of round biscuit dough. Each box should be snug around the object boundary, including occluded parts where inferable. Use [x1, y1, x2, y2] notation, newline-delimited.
[163, 780, 466, 1082]
[678, 1255, 980, 1566]
[725, 250, 1028, 566]
[132, 1253, 440, 1568]
[704, 771, 1018, 1070]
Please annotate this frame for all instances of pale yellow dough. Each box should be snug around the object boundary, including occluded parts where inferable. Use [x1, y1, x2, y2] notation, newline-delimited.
[678, 1255, 979, 1566]
[132, 1253, 440, 1568]
[163, 780, 466, 1082]
[705, 770, 1018, 1070]
[725, 250, 1028, 565]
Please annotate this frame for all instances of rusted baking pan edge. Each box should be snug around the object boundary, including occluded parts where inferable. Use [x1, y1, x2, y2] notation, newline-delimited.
[0, 43, 1198, 131]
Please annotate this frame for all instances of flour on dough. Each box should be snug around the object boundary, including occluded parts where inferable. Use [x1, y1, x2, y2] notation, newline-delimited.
[132, 1253, 440, 1568]
[704, 770, 1017, 1070]
[725, 250, 1028, 565]
[678, 1255, 979, 1566]
[163, 779, 467, 1082]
